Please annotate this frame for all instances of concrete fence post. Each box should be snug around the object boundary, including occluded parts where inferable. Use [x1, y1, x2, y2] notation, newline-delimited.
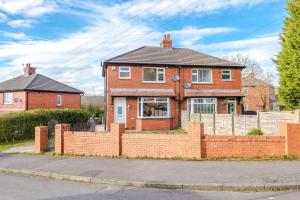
[296, 110, 300, 123]
[213, 113, 216, 135]
[55, 124, 70, 154]
[35, 126, 48, 153]
[231, 113, 235, 135]
[257, 111, 261, 129]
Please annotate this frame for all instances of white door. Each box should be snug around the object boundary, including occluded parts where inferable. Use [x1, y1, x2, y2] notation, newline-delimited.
[114, 97, 126, 125]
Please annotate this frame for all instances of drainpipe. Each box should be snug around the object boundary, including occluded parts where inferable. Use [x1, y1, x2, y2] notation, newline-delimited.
[178, 66, 182, 128]
[102, 62, 107, 131]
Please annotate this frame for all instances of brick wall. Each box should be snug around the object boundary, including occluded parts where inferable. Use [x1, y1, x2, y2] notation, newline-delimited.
[28, 91, 81, 110]
[38, 122, 300, 159]
[0, 91, 26, 111]
[279, 123, 300, 157]
[123, 123, 202, 159]
[202, 135, 285, 158]
[35, 126, 48, 153]
[61, 123, 124, 156]
[136, 118, 172, 131]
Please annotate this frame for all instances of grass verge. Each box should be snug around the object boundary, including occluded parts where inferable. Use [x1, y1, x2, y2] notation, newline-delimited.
[0, 140, 34, 152]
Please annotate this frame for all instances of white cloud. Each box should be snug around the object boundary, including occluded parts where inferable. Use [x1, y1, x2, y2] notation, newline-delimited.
[1, 31, 27, 40]
[8, 19, 32, 28]
[170, 26, 237, 46]
[0, 0, 56, 17]
[0, 12, 6, 22]
[0, 0, 282, 94]
[120, 0, 280, 17]
[196, 34, 280, 68]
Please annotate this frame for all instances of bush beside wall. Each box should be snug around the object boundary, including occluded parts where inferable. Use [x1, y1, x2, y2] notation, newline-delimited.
[0, 109, 91, 143]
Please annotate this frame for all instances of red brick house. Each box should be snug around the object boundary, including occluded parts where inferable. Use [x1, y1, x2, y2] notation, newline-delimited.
[242, 73, 276, 112]
[0, 64, 83, 113]
[102, 34, 245, 131]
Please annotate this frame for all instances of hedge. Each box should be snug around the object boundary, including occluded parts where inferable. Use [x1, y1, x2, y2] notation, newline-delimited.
[0, 109, 91, 143]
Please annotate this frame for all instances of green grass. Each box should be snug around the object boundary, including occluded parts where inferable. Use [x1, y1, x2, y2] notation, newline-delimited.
[0, 140, 34, 152]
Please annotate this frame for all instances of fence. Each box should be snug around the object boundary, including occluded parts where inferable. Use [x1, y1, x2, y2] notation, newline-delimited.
[181, 110, 300, 135]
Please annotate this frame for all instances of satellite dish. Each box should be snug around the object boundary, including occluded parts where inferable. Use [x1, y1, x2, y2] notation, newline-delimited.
[172, 75, 180, 81]
[183, 83, 192, 89]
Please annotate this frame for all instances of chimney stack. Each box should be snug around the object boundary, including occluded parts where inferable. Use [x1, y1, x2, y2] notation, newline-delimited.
[23, 63, 36, 77]
[160, 33, 172, 49]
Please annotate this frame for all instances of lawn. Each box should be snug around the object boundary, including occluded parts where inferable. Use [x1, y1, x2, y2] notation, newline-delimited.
[0, 140, 34, 152]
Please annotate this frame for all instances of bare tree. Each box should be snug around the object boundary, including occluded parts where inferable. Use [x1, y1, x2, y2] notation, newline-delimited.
[224, 53, 275, 111]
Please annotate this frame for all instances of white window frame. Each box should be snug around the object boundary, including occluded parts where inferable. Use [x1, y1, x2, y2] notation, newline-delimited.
[142, 67, 165, 83]
[192, 69, 213, 84]
[222, 69, 232, 81]
[3, 92, 13, 104]
[189, 98, 217, 114]
[138, 97, 170, 118]
[119, 66, 131, 79]
[57, 95, 62, 106]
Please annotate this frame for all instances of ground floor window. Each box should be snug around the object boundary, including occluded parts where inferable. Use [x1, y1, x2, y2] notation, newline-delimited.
[189, 98, 217, 114]
[138, 97, 169, 118]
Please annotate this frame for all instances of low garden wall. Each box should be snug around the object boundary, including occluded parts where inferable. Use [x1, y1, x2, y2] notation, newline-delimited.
[35, 123, 300, 159]
[202, 135, 285, 158]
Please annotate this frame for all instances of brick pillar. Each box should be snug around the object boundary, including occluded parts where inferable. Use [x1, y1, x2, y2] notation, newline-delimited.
[187, 122, 204, 159]
[35, 126, 48, 153]
[55, 124, 70, 154]
[110, 123, 125, 156]
[279, 123, 300, 157]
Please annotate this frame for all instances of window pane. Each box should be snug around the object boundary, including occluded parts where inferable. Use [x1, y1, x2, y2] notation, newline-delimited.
[192, 74, 197, 82]
[158, 72, 164, 81]
[192, 98, 215, 114]
[143, 68, 156, 81]
[120, 72, 130, 77]
[140, 97, 169, 117]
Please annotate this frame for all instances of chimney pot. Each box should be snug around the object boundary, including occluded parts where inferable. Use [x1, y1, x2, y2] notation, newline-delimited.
[160, 33, 172, 49]
[24, 63, 36, 77]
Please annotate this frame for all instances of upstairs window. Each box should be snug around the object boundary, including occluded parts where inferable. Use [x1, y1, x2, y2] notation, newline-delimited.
[192, 69, 212, 83]
[119, 66, 131, 79]
[143, 67, 165, 83]
[3, 92, 13, 104]
[57, 95, 62, 106]
[222, 69, 232, 81]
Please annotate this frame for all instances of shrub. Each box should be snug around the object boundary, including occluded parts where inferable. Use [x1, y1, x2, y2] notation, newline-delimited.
[0, 109, 91, 143]
[81, 104, 104, 118]
[247, 128, 264, 136]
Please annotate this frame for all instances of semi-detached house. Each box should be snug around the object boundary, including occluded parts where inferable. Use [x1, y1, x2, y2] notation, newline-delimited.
[102, 34, 245, 131]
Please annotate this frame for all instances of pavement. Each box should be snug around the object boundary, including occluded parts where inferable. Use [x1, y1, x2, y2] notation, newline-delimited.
[2, 144, 35, 153]
[2, 173, 300, 200]
[0, 154, 300, 192]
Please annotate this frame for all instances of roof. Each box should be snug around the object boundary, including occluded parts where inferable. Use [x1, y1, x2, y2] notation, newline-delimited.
[184, 89, 244, 97]
[0, 74, 83, 94]
[242, 74, 273, 87]
[104, 46, 244, 68]
[110, 88, 175, 97]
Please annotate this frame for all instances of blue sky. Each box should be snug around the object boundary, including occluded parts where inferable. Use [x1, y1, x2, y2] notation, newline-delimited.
[0, 0, 286, 94]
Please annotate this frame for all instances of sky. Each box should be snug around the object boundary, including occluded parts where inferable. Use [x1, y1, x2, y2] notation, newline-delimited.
[0, 0, 286, 95]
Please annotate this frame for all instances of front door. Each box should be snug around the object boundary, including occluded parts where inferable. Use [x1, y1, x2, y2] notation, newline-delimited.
[226, 98, 236, 114]
[114, 97, 126, 125]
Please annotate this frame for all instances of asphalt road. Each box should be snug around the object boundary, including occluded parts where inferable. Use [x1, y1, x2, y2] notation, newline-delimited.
[0, 173, 299, 200]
